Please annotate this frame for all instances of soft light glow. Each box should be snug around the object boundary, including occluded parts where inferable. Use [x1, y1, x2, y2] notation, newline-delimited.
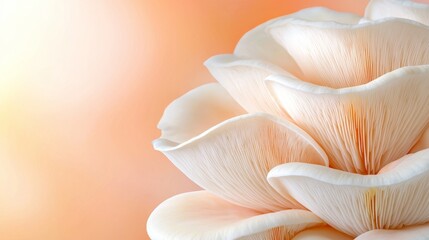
[0, 0, 371, 239]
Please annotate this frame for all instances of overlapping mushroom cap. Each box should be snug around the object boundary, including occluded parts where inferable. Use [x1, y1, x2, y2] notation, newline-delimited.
[148, 0, 429, 239]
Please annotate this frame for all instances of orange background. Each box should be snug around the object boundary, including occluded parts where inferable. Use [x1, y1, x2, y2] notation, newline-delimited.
[0, 0, 403, 239]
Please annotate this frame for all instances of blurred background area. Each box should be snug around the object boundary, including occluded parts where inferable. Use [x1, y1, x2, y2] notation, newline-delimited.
[0, 0, 370, 239]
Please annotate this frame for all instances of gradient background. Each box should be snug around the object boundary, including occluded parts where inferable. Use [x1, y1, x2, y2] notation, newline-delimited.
[0, 0, 405, 239]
